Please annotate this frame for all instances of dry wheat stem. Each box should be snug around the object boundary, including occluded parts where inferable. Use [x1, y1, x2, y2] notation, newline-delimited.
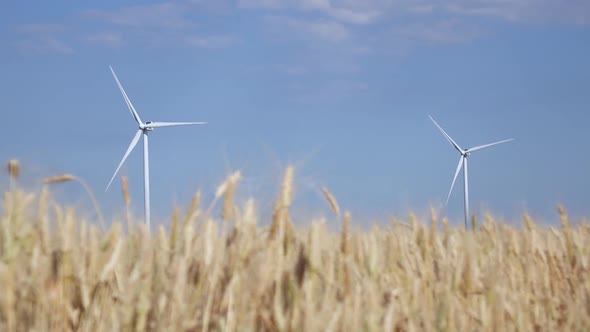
[120, 176, 133, 233]
[43, 174, 106, 231]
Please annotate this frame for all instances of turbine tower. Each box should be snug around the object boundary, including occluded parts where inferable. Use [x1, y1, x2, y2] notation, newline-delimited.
[429, 115, 513, 228]
[106, 66, 206, 229]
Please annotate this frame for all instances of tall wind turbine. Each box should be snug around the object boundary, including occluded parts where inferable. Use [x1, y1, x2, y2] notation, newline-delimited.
[429, 115, 513, 228]
[106, 66, 206, 228]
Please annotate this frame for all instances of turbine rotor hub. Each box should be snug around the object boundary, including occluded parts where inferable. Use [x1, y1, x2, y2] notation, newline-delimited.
[140, 122, 154, 131]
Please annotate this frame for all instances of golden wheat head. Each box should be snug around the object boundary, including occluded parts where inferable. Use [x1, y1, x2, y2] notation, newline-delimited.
[42, 174, 76, 184]
[322, 187, 340, 217]
[7, 159, 20, 179]
[121, 176, 130, 207]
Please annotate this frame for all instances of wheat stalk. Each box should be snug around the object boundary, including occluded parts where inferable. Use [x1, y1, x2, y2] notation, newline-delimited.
[43, 174, 106, 230]
[269, 166, 294, 241]
[222, 171, 241, 222]
[120, 176, 132, 232]
[121, 176, 130, 207]
[341, 211, 351, 298]
[42, 174, 76, 184]
[184, 192, 201, 225]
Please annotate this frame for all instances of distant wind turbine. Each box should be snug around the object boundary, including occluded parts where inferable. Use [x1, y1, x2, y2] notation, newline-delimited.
[106, 66, 207, 228]
[429, 115, 513, 228]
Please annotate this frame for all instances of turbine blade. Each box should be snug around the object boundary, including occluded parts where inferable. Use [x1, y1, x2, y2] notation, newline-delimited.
[110, 66, 143, 125]
[429, 115, 463, 153]
[147, 121, 207, 128]
[446, 156, 464, 205]
[467, 139, 514, 153]
[106, 129, 143, 191]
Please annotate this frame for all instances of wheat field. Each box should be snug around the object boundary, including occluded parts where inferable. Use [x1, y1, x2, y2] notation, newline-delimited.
[1, 164, 589, 331]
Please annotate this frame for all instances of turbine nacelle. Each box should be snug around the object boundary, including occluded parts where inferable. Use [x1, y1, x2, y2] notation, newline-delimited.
[139, 121, 154, 131]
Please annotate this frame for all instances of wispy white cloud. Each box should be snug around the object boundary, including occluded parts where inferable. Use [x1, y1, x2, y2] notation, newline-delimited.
[240, 0, 382, 24]
[288, 78, 370, 104]
[440, 0, 590, 25]
[16, 24, 73, 54]
[239, 0, 284, 9]
[11, 0, 589, 57]
[444, 1, 527, 22]
[396, 19, 482, 45]
[82, 2, 239, 50]
[407, 4, 435, 15]
[83, 32, 124, 48]
[266, 15, 350, 43]
[17, 24, 66, 34]
[299, 0, 383, 24]
[240, 0, 590, 26]
[241, 0, 589, 72]
[184, 35, 238, 48]
[296, 19, 350, 42]
[85, 3, 193, 29]
[17, 37, 73, 55]
[245, 63, 310, 76]
[328, 7, 381, 25]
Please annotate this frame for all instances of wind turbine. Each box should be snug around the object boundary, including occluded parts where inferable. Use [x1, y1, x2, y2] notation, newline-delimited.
[429, 115, 513, 228]
[106, 66, 206, 228]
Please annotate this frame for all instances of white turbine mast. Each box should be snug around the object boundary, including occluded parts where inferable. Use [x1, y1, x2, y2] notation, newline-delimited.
[106, 66, 207, 229]
[429, 115, 513, 228]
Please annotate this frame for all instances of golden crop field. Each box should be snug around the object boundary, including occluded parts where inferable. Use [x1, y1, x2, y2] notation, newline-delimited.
[1, 164, 589, 331]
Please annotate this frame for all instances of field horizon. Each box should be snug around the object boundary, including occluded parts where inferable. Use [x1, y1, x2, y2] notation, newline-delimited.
[2, 159, 583, 231]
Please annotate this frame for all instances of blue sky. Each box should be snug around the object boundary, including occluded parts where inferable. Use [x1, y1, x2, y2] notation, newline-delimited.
[1, 0, 589, 227]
